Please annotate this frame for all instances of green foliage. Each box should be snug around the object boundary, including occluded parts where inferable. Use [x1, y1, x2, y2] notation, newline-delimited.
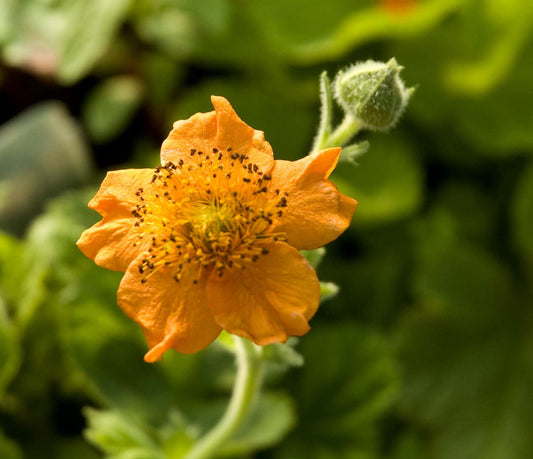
[219, 393, 296, 457]
[0, 290, 20, 398]
[83, 76, 144, 143]
[0, 429, 22, 459]
[334, 132, 424, 226]
[398, 241, 533, 459]
[84, 408, 164, 459]
[1, 0, 131, 83]
[279, 323, 400, 457]
[0, 102, 91, 234]
[512, 160, 533, 274]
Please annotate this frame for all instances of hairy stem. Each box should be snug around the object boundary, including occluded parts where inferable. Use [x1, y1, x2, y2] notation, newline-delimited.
[184, 336, 264, 459]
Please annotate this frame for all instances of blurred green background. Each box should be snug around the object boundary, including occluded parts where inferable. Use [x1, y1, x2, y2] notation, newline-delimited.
[1, 0, 533, 458]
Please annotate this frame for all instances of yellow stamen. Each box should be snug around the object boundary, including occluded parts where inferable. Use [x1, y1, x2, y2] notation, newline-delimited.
[132, 147, 288, 282]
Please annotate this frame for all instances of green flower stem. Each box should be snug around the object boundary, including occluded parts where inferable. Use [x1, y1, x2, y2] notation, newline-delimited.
[322, 115, 362, 149]
[184, 336, 265, 459]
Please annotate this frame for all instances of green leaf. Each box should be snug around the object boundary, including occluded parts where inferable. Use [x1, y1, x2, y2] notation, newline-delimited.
[263, 340, 304, 369]
[250, 0, 463, 64]
[301, 247, 326, 269]
[512, 160, 533, 270]
[83, 76, 144, 143]
[16, 189, 97, 326]
[442, 0, 533, 96]
[413, 218, 515, 324]
[0, 295, 20, 398]
[54, 438, 101, 459]
[431, 180, 497, 247]
[0, 102, 91, 235]
[0, 231, 25, 310]
[280, 322, 400, 456]
[319, 281, 340, 302]
[392, 6, 533, 155]
[387, 433, 427, 459]
[84, 408, 164, 459]
[2, 0, 131, 83]
[398, 242, 533, 459]
[134, 0, 265, 69]
[142, 54, 185, 112]
[339, 141, 369, 165]
[0, 0, 15, 45]
[65, 298, 174, 425]
[0, 430, 22, 459]
[220, 393, 296, 456]
[333, 132, 423, 226]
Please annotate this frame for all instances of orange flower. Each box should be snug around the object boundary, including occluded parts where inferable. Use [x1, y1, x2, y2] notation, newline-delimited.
[77, 96, 357, 362]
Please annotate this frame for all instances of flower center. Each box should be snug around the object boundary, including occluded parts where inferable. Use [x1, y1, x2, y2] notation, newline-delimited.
[131, 147, 288, 283]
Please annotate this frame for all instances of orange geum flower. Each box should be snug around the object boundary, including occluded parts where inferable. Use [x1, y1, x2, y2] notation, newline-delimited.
[77, 96, 357, 362]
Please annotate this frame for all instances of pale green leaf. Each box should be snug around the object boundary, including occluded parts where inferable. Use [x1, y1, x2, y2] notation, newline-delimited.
[320, 281, 339, 302]
[301, 247, 326, 269]
[0, 102, 91, 234]
[220, 393, 296, 456]
[2, 0, 131, 83]
[84, 408, 163, 459]
[83, 76, 144, 143]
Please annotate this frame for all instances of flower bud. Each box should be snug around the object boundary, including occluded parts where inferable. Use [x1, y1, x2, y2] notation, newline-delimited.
[334, 58, 414, 130]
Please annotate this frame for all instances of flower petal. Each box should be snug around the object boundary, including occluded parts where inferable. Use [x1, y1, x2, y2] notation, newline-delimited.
[160, 96, 274, 173]
[206, 242, 320, 345]
[118, 259, 222, 362]
[269, 148, 357, 250]
[88, 168, 154, 216]
[77, 169, 154, 271]
[212, 96, 274, 172]
[160, 111, 218, 166]
[78, 218, 144, 272]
